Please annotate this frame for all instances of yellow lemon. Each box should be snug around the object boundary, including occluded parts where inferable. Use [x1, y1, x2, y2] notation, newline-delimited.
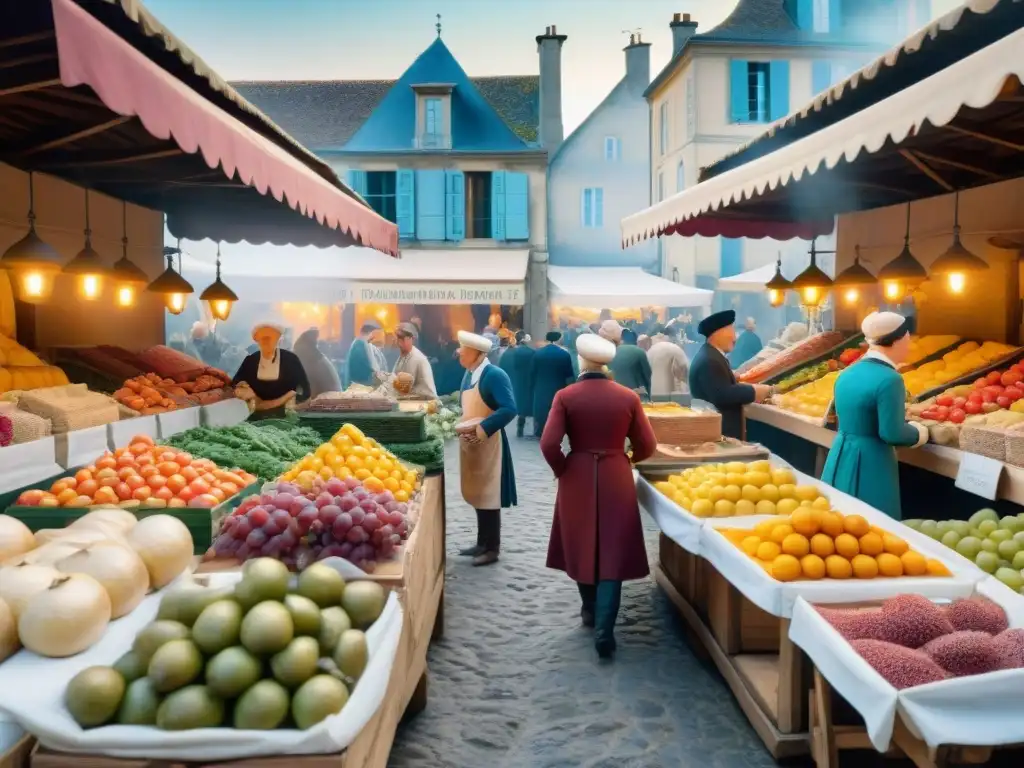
[741, 536, 761, 556]
[722, 485, 742, 503]
[776, 498, 800, 516]
[755, 499, 777, 516]
[691, 499, 714, 518]
[771, 554, 802, 582]
[782, 533, 810, 557]
[771, 468, 796, 486]
[725, 462, 748, 474]
[794, 485, 820, 502]
[714, 500, 736, 518]
[395, 489, 410, 503]
[812, 497, 831, 511]
[800, 554, 826, 580]
[695, 485, 711, 500]
[744, 472, 771, 488]
[810, 533, 835, 557]
[770, 524, 794, 544]
[778, 483, 797, 500]
[740, 485, 761, 503]
[756, 541, 781, 561]
[759, 484, 780, 503]
[354, 468, 372, 481]
[735, 499, 757, 517]
[825, 555, 853, 579]
[749, 460, 771, 473]
[754, 520, 775, 539]
[680, 497, 693, 511]
[655, 481, 675, 496]
[725, 473, 745, 487]
[337, 466, 353, 480]
[708, 486, 726, 504]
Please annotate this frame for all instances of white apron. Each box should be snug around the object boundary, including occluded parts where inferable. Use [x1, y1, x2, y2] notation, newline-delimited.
[459, 379, 503, 510]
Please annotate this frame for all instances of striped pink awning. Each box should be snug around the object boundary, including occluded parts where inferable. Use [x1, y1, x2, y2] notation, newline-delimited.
[51, 0, 398, 256]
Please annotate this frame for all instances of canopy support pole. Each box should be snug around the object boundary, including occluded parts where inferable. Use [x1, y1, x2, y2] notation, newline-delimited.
[898, 149, 953, 192]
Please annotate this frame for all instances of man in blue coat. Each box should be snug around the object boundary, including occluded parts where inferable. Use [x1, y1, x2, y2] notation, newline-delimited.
[689, 310, 770, 439]
[530, 331, 575, 439]
[344, 321, 379, 388]
[499, 330, 535, 437]
[456, 330, 518, 567]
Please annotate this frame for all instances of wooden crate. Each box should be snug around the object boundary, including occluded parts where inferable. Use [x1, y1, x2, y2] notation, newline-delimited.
[29, 476, 446, 768]
[654, 558, 809, 760]
[657, 534, 706, 611]
[0, 736, 33, 768]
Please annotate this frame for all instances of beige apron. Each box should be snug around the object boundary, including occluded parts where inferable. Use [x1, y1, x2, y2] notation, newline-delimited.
[460, 379, 502, 510]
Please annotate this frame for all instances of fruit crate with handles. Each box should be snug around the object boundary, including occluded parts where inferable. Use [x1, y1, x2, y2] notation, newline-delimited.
[0, 468, 244, 553]
[763, 332, 864, 387]
[913, 345, 1024, 403]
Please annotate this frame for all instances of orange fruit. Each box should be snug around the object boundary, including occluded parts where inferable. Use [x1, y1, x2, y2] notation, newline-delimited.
[363, 477, 385, 494]
[319, 467, 334, 481]
[926, 559, 951, 577]
[810, 533, 835, 558]
[345, 454, 364, 471]
[74, 469, 94, 484]
[147, 474, 168, 490]
[740, 536, 761, 556]
[341, 424, 365, 443]
[800, 554, 826, 580]
[876, 553, 903, 577]
[782, 533, 810, 558]
[834, 533, 860, 559]
[373, 467, 390, 481]
[337, 466, 354, 480]
[900, 550, 928, 576]
[819, 511, 845, 538]
[56, 488, 78, 506]
[851, 554, 879, 579]
[769, 524, 794, 545]
[132, 486, 153, 502]
[754, 520, 775, 540]
[771, 554, 802, 582]
[384, 477, 400, 492]
[882, 534, 909, 556]
[843, 514, 870, 537]
[394, 489, 410, 503]
[790, 508, 821, 537]
[350, 446, 369, 460]
[858, 532, 884, 557]
[756, 541, 781, 561]
[354, 468, 372, 481]
[399, 480, 413, 493]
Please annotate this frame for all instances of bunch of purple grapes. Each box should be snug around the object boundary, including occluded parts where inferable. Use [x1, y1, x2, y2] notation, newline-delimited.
[206, 476, 411, 572]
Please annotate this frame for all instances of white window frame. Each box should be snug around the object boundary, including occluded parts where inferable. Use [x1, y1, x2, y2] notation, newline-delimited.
[812, 0, 830, 33]
[580, 187, 604, 228]
[604, 136, 621, 161]
[424, 97, 442, 137]
[659, 102, 668, 155]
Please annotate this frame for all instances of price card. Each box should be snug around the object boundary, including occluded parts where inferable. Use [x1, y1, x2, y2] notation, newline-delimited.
[955, 452, 1003, 500]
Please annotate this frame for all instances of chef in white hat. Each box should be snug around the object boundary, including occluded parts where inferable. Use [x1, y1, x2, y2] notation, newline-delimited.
[231, 323, 310, 418]
[539, 332, 657, 659]
[455, 330, 518, 566]
[821, 311, 928, 519]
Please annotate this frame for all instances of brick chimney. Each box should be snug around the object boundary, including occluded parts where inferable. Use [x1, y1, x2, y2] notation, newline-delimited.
[536, 24, 567, 151]
[670, 13, 698, 55]
[624, 32, 651, 90]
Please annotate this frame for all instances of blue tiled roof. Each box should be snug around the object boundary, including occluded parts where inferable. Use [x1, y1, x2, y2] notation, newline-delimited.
[344, 38, 531, 152]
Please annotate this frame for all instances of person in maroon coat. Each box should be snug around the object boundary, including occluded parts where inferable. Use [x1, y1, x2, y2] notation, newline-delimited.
[540, 334, 658, 659]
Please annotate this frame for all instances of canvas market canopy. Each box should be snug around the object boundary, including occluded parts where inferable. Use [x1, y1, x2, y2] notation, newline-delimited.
[547, 266, 712, 309]
[716, 263, 783, 293]
[620, 0, 1024, 246]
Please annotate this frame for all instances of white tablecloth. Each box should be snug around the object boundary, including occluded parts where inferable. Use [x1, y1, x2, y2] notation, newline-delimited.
[0, 437, 63, 494]
[201, 399, 250, 428]
[789, 593, 1024, 751]
[0, 573, 403, 761]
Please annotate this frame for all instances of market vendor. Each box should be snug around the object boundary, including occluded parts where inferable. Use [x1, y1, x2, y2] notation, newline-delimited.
[393, 322, 437, 398]
[232, 323, 310, 418]
[689, 310, 771, 439]
[344, 321, 379, 387]
[540, 334, 657, 659]
[821, 311, 928, 519]
[456, 330, 518, 567]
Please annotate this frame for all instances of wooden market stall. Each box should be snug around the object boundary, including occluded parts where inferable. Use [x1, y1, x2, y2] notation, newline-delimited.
[624, 1, 1024, 764]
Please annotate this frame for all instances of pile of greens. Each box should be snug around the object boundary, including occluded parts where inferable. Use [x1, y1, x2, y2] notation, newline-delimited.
[383, 437, 444, 471]
[426, 395, 462, 441]
[167, 422, 322, 480]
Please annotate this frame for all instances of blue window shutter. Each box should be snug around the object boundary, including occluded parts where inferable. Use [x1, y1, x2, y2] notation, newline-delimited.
[395, 170, 415, 238]
[594, 189, 604, 228]
[729, 60, 748, 123]
[828, 0, 842, 31]
[445, 170, 465, 242]
[414, 170, 446, 241]
[769, 61, 790, 121]
[504, 172, 530, 241]
[346, 169, 367, 197]
[491, 171, 507, 241]
[581, 189, 591, 227]
[811, 60, 832, 95]
[720, 239, 743, 277]
[796, 0, 812, 28]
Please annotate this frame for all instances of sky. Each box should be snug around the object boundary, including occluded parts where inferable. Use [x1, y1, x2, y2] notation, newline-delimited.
[144, 0, 963, 135]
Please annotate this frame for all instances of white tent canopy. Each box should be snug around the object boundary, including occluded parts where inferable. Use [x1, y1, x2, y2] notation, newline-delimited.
[179, 242, 529, 305]
[547, 266, 712, 309]
[716, 264, 777, 293]
[620, 24, 1024, 245]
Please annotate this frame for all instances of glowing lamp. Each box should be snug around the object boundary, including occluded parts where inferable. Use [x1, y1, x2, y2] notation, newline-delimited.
[1, 174, 64, 304]
[878, 205, 928, 304]
[833, 246, 877, 307]
[792, 240, 833, 309]
[929, 193, 987, 296]
[109, 205, 150, 309]
[147, 242, 195, 315]
[166, 293, 187, 315]
[767, 288, 786, 308]
[63, 190, 110, 301]
[947, 273, 966, 294]
[199, 243, 237, 322]
[764, 254, 791, 308]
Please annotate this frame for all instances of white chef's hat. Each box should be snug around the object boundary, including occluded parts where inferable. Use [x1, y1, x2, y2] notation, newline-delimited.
[252, 322, 285, 340]
[862, 311, 914, 346]
[457, 330, 493, 353]
[577, 334, 616, 365]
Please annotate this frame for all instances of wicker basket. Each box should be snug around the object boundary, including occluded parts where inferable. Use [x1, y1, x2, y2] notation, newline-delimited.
[958, 424, 1009, 462]
[642, 405, 722, 445]
[18, 384, 120, 434]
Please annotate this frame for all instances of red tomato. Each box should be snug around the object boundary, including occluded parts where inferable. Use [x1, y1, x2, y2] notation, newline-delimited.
[949, 408, 966, 424]
[968, 391, 984, 404]
[935, 395, 954, 407]
[983, 391, 997, 404]
[953, 397, 968, 408]
[1007, 389, 1024, 402]
[1002, 370, 1024, 387]
[974, 378, 988, 390]
[988, 371, 1003, 385]
[965, 400, 983, 415]
[997, 396, 1012, 409]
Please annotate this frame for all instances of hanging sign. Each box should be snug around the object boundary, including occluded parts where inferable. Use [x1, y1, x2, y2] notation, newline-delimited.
[955, 452, 1003, 500]
[351, 282, 525, 306]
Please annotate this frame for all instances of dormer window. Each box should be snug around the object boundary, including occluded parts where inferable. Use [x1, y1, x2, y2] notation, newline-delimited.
[412, 84, 453, 149]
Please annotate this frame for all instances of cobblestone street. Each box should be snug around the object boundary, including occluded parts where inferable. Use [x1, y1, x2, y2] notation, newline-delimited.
[389, 436, 783, 768]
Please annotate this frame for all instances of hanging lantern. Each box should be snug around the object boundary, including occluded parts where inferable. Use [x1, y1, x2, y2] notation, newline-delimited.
[928, 191, 988, 295]
[146, 242, 194, 315]
[764, 253, 791, 308]
[833, 245, 877, 306]
[199, 243, 238, 321]
[62, 189, 110, 301]
[792, 240, 834, 309]
[0, 173, 63, 303]
[108, 202, 149, 308]
[878, 204, 928, 304]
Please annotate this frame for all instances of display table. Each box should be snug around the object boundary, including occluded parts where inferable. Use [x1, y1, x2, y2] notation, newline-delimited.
[25, 475, 445, 768]
[641, 456, 987, 760]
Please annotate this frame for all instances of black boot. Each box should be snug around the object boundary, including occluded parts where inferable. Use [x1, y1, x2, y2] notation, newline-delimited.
[473, 509, 500, 566]
[577, 583, 596, 628]
[594, 580, 622, 659]
[458, 509, 484, 557]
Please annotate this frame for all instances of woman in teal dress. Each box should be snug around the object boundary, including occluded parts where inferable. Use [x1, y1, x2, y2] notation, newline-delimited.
[821, 311, 928, 519]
